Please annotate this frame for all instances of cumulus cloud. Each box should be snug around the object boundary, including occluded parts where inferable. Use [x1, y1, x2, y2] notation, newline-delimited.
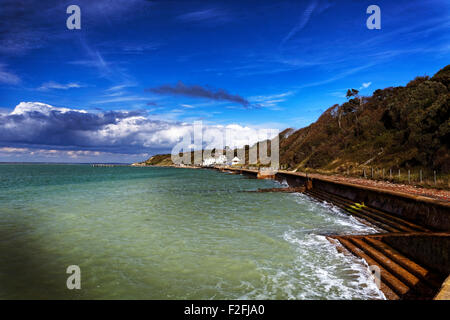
[0, 102, 276, 160]
[146, 81, 250, 107]
[0, 102, 160, 154]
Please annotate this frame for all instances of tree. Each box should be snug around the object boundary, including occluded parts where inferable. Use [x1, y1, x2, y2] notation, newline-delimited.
[346, 88, 359, 99]
[345, 88, 362, 135]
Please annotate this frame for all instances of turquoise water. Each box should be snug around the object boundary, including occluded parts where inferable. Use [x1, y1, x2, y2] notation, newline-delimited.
[0, 164, 384, 299]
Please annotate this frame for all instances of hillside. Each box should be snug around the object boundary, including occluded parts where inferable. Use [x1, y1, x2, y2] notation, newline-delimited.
[138, 65, 450, 174]
[279, 64, 449, 174]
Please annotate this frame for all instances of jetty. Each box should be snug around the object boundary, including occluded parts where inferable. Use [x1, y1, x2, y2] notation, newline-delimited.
[91, 164, 128, 167]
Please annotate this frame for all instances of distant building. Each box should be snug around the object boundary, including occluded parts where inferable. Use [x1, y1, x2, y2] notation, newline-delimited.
[202, 158, 215, 166]
[202, 155, 227, 167]
[231, 156, 241, 165]
[215, 155, 227, 165]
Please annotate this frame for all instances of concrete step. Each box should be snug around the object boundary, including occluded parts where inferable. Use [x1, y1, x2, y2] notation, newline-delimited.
[348, 238, 436, 297]
[362, 237, 443, 290]
[336, 237, 404, 299]
[333, 235, 443, 299]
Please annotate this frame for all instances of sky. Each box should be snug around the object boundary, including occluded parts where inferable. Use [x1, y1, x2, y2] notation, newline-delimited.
[0, 0, 449, 163]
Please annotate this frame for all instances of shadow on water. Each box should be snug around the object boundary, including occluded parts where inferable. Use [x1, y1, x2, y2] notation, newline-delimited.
[0, 212, 87, 299]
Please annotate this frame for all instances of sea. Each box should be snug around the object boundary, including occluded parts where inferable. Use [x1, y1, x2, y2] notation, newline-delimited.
[0, 164, 384, 299]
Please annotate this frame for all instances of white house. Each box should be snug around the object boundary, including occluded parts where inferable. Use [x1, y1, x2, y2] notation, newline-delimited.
[231, 156, 241, 165]
[202, 155, 228, 167]
[215, 155, 227, 165]
[202, 158, 216, 166]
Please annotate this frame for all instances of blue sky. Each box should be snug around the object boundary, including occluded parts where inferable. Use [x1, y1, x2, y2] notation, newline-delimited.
[0, 0, 449, 162]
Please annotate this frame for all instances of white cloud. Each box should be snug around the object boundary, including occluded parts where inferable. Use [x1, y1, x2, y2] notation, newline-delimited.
[360, 82, 372, 89]
[1, 102, 278, 159]
[0, 147, 29, 153]
[106, 83, 137, 91]
[10, 101, 86, 115]
[281, 1, 318, 45]
[0, 146, 149, 162]
[249, 91, 294, 109]
[95, 96, 149, 104]
[38, 81, 83, 91]
[0, 64, 20, 85]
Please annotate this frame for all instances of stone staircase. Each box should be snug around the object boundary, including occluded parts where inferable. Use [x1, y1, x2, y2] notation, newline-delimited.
[304, 188, 447, 299]
[327, 234, 444, 299]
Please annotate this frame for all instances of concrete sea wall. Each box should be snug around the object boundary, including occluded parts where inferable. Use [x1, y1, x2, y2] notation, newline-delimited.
[273, 171, 450, 232]
[217, 167, 450, 299]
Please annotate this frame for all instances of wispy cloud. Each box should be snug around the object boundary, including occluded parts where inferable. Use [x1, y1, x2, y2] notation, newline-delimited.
[249, 91, 295, 109]
[281, 0, 318, 45]
[180, 104, 196, 109]
[96, 82, 148, 104]
[38, 81, 83, 91]
[69, 37, 136, 87]
[0, 0, 155, 56]
[95, 96, 149, 104]
[98, 40, 161, 55]
[0, 0, 51, 55]
[329, 91, 346, 99]
[177, 7, 232, 24]
[0, 64, 20, 85]
[295, 62, 377, 90]
[71, 39, 112, 77]
[106, 83, 137, 92]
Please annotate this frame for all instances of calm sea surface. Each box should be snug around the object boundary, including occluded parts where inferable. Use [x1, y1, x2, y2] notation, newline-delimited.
[0, 164, 384, 299]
